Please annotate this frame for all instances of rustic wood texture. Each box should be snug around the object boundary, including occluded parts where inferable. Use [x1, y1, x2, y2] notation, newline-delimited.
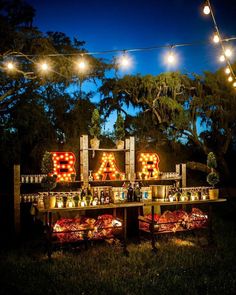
[14, 165, 21, 234]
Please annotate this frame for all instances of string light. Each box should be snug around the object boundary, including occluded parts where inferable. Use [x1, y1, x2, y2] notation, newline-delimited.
[118, 53, 132, 69]
[202, 0, 236, 87]
[76, 56, 88, 72]
[233, 81, 236, 87]
[6, 61, 15, 70]
[219, 55, 225, 62]
[225, 67, 231, 75]
[203, 4, 210, 15]
[224, 48, 232, 58]
[212, 34, 220, 44]
[39, 62, 49, 72]
[165, 49, 177, 66]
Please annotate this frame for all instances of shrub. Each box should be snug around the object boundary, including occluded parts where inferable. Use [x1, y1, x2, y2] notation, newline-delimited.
[89, 109, 101, 138]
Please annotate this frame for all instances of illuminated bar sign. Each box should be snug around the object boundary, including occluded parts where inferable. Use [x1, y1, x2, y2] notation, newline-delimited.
[138, 153, 160, 179]
[48, 151, 160, 182]
[51, 152, 76, 182]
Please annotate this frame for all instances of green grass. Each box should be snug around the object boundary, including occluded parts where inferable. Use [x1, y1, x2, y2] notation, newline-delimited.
[0, 213, 236, 295]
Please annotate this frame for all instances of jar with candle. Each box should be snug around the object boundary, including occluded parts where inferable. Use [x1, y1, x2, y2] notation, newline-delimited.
[66, 196, 75, 208]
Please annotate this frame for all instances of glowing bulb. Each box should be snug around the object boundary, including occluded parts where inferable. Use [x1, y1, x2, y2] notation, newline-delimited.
[203, 5, 210, 15]
[40, 62, 49, 71]
[118, 54, 131, 69]
[77, 60, 87, 70]
[219, 55, 225, 62]
[6, 62, 15, 70]
[165, 51, 177, 65]
[213, 34, 220, 43]
[233, 82, 236, 87]
[225, 67, 231, 75]
[225, 48, 232, 57]
[228, 76, 233, 82]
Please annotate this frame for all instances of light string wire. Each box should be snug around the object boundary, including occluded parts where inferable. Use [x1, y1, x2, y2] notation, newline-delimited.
[207, 0, 236, 80]
[1, 37, 236, 59]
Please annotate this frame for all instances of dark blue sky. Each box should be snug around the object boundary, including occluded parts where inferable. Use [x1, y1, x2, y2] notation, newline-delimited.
[27, 0, 236, 131]
[28, 0, 236, 76]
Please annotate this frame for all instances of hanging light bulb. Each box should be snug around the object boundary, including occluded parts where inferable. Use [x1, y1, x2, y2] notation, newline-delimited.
[118, 53, 132, 69]
[212, 34, 220, 44]
[225, 48, 232, 57]
[40, 62, 49, 72]
[165, 49, 177, 66]
[233, 81, 236, 87]
[219, 55, 225, 62]
[203, 4, 210, 15]
[225, 67, 231, 75]
[167, 52, 175, 64]
[6, 61, 15, 70]
[228, 76, 233, 82]
[77, 56, 88, 72]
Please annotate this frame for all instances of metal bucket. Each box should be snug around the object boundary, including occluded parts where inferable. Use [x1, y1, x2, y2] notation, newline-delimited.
[150, 185, 169, 200]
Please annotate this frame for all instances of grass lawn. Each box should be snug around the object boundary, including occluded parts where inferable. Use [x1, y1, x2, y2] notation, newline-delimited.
[0, 203, 236, 295]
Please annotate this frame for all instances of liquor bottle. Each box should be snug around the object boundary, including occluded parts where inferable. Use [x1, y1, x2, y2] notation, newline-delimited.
[134, 182, 141, 202]
[100, 190, 105, 205]
[87, 184, 93, 206]
[122, 182, 127, 202]
[105, 188, 110, 204]
[93, 188, 99, 205]
[127, 182, 134, 202]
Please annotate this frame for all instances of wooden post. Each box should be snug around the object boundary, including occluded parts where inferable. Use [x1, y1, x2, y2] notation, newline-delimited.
[14, 164, 21, 235]
[80, 135, 89, 187]
[181, 163, 187, 188]
[125, 138, 130, 180]
[176, 164, 181, 188]
[129, 136, 135, 182]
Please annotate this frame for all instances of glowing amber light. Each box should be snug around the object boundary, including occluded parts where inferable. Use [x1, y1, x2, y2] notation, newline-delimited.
[212, 34, 220, 43]
[219, 55, 225, 62]
[225, 48, 232, 57]
[225, 67, 231, 75]
[228, 76, 233, 82]
[51, 152, 76, 182]
[94, 152, 125, 180]
[138, 152, 160, 179]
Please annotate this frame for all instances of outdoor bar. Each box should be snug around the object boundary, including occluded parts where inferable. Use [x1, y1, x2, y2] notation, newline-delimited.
[17, 135, 226, 258]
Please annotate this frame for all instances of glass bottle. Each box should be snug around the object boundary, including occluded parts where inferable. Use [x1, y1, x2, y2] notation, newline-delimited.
[100, 190, 105, 205]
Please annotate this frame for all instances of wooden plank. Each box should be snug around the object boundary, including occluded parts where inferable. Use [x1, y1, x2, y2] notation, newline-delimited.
[125, 138, 130, 180]
[80, 136, 83, 181]
[181, 163, 187, 187]
[129, 136, 135, 182]
[81, 135, 89, 186]
[13, 165, 21, 235]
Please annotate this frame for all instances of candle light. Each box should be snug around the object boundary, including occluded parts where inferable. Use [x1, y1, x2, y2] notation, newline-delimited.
[57, 200, 63, 208]
[68, 201, 73, 208]
[202, 194, 207, 200]
[169, 196, 174, 202]
[92, 200, 97, 206]
[81, 201, 85, 207]
[181, 196, 185, 202]
[191, 195, 195, 201]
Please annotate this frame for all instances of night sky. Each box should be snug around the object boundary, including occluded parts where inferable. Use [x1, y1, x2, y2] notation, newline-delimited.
[27, 0, 236, 130]
[28, 0, 236, 74]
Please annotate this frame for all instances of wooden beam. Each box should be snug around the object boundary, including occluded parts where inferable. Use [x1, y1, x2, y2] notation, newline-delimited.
[125, 138, 130, 180]
[13, 165, 21, 235]
[181, 163, 187, 188]
[80, 135, 89, 186]
[129, 136, 135, 182]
